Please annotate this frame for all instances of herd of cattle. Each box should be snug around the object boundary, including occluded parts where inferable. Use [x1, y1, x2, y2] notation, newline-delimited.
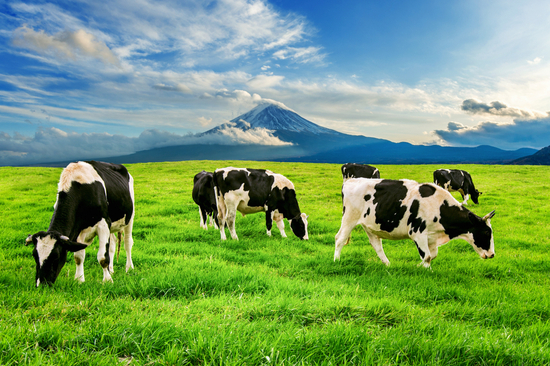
[25, 161, 495, 287]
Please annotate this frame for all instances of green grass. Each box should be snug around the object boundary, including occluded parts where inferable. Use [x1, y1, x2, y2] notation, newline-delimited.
[1, 161, 550, 365]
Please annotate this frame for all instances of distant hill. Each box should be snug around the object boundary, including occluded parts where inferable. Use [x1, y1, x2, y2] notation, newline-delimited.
[509, 145, 550, 165]
[33, 101, 538, 166]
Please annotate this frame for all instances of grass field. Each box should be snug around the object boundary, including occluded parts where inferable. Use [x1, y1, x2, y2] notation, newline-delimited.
[1, 161, 550, 365]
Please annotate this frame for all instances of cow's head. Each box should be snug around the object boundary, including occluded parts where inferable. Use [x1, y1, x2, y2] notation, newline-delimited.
[471, 190, 482, 204]
[25, 231, 88, 287]
[467, 210, 495, 259]
[289, 213, 309, 240]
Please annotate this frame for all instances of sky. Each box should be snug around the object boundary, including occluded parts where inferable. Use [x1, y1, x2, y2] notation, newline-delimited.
[1, 0, 550, 165]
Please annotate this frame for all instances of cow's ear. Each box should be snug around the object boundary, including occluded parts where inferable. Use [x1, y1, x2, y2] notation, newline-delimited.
[25, 235, 33, 246]
[58, 238, 88, 252]
[482, 210, 495, 222]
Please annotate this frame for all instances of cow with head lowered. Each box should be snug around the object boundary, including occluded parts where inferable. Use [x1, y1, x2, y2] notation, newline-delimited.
[213, 167, 308, 241]
[341, 163, 380, 182]
[25, 161, 135, 287]
[334, 178, 495, 268]
[192, 171, 219, 230]
[433, 169, 481, 205]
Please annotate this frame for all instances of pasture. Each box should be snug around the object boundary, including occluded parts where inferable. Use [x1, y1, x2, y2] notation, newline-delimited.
[1, 161, 550, 365]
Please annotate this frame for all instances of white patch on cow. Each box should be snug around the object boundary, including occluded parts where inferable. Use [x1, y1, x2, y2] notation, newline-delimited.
[266, 170, 294, 191]
[58, 161, 107, 198]
[36, 235, 56, 267]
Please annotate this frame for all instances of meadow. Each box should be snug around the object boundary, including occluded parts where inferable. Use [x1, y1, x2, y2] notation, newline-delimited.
[1, 161, 550, 365]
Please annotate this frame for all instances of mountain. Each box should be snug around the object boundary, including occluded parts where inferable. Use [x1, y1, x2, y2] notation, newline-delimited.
[57, 101, 536, 166]
[509, 145, 550, 165]
[203, 102, 340, 135]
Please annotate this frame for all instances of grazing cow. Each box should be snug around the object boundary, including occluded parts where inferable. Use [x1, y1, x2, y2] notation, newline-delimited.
[213, 167, 308, 240]
[341, 163, 380, 182]
[334, 178, 495, 268]
[433, 169, 481, 205]
[192, 171, 219, 229]
[25, 161, 135, 287]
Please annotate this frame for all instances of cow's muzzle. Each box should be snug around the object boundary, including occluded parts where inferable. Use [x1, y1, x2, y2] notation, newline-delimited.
[481, 251, 495, 259]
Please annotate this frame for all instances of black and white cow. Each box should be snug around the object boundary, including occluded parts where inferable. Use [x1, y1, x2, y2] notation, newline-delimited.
[334, 178, 495, 268]
[341, 163, 380, 182]
[213, 167, 308, 240]
[192, 170, 219, 230]
[25, 161, 135, 286]
[433, 169, 481, 205]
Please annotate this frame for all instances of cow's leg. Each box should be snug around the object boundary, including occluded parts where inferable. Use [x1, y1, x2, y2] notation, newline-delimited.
[226, 203, 239, 240]
[428, 239, 438, 262]
[96, 219, 113, 283]
[124, 218, 135, 272]
[266, 210, 273, 237]
[413, 235, 431, 268]
[212, 210, 220, 229]
[334, 220, 355, 261]
[74, 248, 86, 283]
[462, 193, 470, 205]
[274, 213, 287, 238]
[216, 190, 228, 240]
[366, 231, 390, 266]
[108, 233, 117, 274]
[199, 207, 207, 229]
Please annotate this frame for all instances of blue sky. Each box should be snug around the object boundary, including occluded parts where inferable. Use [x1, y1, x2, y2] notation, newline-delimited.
[1, 0, 550, 165]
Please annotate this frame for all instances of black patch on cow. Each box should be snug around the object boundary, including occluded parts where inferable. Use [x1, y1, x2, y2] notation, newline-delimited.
[414, 241, 425, 259]
[438, 200, 469, 239]
[373, 180, 408, 233]
[364, 194, 371, 201]
[419, 184, 436, 198]
[192, 171, 219, 227]
[438, 200, 492, 251]
[343, 206, 346, 215]
[364, 207, 371, 218]
[433, 217, 438, 223]
[290, 216, 307, 240]
[407, 199, 427, 234]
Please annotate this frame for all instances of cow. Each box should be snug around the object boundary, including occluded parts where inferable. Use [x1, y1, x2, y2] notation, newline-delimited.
[213, 167, 308, 241]
[334, 178, 495, 268]
[341, 163, 380, 182]
[25, 161, 135, 287]
[433, 169, 481, 205]
[192, 171, 219, 230]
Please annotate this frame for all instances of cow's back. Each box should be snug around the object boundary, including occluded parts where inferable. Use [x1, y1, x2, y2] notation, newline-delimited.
[86, 161, 133, 224]
[214, 168, 274, 207]
[343, 178, 459, 237]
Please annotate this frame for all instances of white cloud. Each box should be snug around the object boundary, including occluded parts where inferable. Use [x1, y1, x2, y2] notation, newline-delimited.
[272, 46, 326, 64]
[528, 57, 542, 65]
[12, 26, 120, 66]
[246, 74, 284, 89]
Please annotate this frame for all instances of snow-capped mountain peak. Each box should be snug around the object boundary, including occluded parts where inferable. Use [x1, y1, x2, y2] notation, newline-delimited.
[226, 101, 338, 135]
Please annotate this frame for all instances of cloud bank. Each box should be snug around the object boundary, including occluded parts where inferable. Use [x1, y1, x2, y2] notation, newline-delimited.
[0, 125, 291, 166]
[461, 99, 547, 119]
[433, 99, 550, 149]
